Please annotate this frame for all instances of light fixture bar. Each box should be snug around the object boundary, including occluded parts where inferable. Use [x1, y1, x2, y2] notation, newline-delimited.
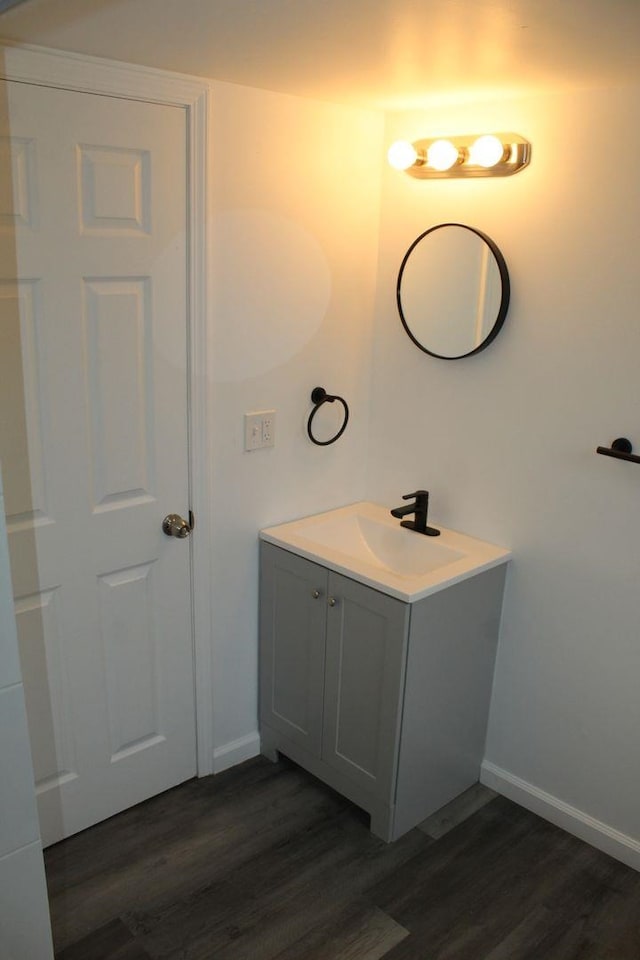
[393, 133, 531, 179]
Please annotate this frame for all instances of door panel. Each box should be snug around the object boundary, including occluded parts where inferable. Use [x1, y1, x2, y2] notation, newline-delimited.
[0, 81, 196, 845]
[322, 573, 409, 802]
[259, 543, 327, 755]
[84, 277, 155, 510]
[99, 561, 163, 759]
[15, 587, 77, 792]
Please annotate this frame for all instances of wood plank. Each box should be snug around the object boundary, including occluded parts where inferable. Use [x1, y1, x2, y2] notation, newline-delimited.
[272, 901, 409, 960]
[418, 782, 497, 839]
[55, 918, 150, 960]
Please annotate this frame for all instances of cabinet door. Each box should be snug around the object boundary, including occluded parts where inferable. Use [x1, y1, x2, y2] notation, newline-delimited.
[322, 573, 409, 801]
[259, 543, 327, 756]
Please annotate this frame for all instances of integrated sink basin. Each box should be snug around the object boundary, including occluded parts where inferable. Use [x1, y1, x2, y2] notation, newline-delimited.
[291, 511, 464, 577]
[260, 501, 511, 602]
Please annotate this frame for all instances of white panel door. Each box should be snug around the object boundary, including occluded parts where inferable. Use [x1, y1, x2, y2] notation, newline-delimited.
[0, 80, 196, 846]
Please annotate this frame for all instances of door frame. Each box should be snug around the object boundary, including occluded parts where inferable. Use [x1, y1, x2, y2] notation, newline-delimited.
[0, 41, 215, 776]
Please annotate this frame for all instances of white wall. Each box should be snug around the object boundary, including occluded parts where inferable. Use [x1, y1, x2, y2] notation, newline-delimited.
[206, 81, 383, 765]
[369, 85, 640, 863]
[0, 470, 53, 958]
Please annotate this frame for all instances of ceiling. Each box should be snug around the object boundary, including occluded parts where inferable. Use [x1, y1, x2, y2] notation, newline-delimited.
[0, 0, 638, 109]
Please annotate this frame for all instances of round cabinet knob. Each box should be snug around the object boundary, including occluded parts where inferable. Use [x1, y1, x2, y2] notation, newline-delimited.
[328, 597, 338, 607]
[311, 589, 321, 599]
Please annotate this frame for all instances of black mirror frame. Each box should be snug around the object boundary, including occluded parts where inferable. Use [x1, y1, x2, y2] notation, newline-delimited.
[396, 222, 510, 360]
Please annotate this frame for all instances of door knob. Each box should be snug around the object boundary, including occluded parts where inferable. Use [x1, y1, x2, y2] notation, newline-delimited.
[328, 597, 338, 607]
[162, 513, 192, 538]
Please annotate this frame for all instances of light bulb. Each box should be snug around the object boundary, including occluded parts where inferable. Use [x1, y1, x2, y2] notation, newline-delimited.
[426, 139, 460, 172]
[387, 140, 418, 171]
[468, 135, 505, 168]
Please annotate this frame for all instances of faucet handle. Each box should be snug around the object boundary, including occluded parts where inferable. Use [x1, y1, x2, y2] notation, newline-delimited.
[402, 489, 428, 501]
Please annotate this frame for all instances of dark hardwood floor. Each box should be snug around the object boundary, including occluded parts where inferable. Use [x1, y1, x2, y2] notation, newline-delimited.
[44, 756, 640, 960]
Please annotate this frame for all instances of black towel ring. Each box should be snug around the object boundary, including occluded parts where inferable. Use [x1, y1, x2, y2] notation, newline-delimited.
[307, 386, 350, 446]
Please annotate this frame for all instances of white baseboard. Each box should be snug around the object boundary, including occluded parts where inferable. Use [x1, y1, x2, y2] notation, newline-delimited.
[212, 732, 261, 774]
[481, 761, 640, 873]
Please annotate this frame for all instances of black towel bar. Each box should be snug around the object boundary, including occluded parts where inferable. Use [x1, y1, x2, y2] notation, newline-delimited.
[596, 437, 640, 464]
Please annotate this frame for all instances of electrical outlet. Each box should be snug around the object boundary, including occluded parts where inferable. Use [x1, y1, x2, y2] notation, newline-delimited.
[262, 412, 275, 447]
[244, 410, 276, 451]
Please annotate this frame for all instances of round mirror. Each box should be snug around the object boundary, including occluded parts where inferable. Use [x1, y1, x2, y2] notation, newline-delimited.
[397, 223, 510, 360]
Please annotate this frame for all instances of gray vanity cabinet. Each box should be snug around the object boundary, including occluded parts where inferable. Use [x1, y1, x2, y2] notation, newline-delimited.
[259, 542, 408, 806]
[259, 540, 506, 842]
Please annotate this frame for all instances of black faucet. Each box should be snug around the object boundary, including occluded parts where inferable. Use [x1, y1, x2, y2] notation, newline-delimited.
[390, 490, 440, 537]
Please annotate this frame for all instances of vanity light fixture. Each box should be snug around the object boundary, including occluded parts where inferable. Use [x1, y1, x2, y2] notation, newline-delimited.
[387, 133, 531, 179]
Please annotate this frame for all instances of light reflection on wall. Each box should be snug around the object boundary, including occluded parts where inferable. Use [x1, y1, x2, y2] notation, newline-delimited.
[211, 209, 331, 382]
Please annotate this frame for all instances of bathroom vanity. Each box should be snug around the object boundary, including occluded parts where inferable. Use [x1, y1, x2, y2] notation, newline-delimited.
[259, 502, 510, 842]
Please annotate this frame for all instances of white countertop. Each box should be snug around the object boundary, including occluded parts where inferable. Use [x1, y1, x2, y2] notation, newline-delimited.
[260, 501, 511, 602]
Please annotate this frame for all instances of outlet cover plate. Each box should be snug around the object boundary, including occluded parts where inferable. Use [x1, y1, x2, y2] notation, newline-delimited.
[244, 410, 276, 450]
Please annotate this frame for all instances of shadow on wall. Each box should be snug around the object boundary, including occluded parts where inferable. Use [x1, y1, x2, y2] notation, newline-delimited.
[0, 68, 67, 840]
[0, 46, 56, 958]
